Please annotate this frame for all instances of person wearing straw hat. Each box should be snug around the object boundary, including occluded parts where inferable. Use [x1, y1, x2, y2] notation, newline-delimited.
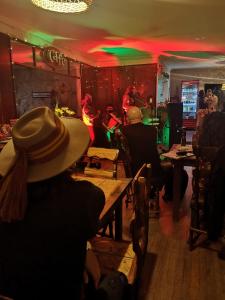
[0, 107, 105, 299]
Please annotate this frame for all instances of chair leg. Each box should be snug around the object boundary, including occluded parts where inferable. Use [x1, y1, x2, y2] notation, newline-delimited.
[109, 221, 114, 239]
[149, 186, 160, 218]
[155, 190, 160, 212]
[125, 186, 133, 208]
[100, 215, 115, 239]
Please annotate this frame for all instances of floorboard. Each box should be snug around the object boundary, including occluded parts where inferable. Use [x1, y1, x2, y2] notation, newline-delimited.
[135, 166, 225, 300]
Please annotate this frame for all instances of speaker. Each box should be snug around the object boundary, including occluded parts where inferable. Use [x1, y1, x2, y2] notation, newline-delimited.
[167, 102, 183, 147]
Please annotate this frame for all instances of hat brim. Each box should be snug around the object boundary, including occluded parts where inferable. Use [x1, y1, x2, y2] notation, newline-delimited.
[0, 118, 90, 182]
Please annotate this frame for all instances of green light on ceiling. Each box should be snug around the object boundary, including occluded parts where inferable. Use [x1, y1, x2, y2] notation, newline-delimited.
[102, 47, 150, 62]
[165, 51, 222, 59]
[26, 31, 71, 47]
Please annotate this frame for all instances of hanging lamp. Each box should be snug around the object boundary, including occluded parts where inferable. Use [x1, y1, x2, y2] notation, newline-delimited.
[31, 0, 93, 13]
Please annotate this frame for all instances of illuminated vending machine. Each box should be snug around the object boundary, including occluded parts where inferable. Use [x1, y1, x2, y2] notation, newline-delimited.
[181, 80, 198, 129]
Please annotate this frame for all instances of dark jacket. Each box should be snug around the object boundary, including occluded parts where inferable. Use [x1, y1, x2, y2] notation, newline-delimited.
[122, 123, 162, 177]
[206, 145, 225, 240]
[0, 172, 105, 300]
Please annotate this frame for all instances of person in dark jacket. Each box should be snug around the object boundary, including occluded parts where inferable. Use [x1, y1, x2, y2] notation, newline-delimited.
[198, 89, 207, 109]
[122, 106, 188, 202]
[0, 107, 105, 300]
[122, 106, 162, 178]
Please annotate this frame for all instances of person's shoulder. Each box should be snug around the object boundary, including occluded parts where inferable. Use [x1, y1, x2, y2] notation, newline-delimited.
[142, 124, 157, 135]
[69, 179, 103, 195]
[65, 179, 105, 207]
[142, 123, 154, 130]
[122, 124, 131, 133]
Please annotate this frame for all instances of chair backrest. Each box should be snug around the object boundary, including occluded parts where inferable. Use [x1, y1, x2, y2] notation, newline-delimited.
[130, 164, 149, 277]
[198, 146, 219, 163]
[192, 146, 219, 204]
[84, 147, 119, 179]
[194, 146, 219, 178]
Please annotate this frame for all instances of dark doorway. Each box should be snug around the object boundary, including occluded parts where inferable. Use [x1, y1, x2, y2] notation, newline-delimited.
[204, 83, 222, 94]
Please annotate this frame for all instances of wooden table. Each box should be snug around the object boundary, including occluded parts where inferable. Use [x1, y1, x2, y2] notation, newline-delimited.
[71, 175, 132, 240]
[162, 144, 196, 221]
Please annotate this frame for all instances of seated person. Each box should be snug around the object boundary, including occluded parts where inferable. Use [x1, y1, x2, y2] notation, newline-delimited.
[0, 107, 105, 300]
[198, 89, 207, 110]
[121, 106, 188, 202]
[102, 104, 122, 148]
[92, 110, 110, 148]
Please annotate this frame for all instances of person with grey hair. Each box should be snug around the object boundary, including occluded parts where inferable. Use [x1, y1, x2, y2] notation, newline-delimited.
[122, 106, 188, 203]
[122, 106, 162, 177]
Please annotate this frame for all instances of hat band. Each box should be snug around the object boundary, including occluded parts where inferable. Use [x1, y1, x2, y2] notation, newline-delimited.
[16, 116, 70, 164]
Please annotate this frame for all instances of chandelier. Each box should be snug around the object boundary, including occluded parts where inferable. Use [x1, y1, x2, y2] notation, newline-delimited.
[31, 0, 93, 13]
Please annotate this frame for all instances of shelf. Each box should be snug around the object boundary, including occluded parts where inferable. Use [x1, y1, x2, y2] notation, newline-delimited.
[183, 104, 196, 106]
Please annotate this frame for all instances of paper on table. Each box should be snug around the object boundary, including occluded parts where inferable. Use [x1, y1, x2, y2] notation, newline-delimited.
[87, 147, 119, 161]
[72, 175, 122, 199]
[162, 150, 195, 160]
[176, 145, 193, 152]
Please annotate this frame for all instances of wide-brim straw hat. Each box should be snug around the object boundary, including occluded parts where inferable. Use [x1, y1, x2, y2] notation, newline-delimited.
[0, 106, 90, 182]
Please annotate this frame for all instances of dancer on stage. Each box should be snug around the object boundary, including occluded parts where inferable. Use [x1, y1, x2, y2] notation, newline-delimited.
[81, 93, 100, 144]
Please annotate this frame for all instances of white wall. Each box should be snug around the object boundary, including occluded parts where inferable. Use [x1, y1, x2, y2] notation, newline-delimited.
[170, 67, 225, 99]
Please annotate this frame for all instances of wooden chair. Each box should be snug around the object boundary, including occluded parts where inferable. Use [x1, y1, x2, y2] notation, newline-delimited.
[91, 163, 149, 299]
[189, 146, 219, 250]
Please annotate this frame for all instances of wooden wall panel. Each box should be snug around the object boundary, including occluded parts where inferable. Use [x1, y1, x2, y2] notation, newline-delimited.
[0, 33, 16, 123]
[81, 64, 157, 116]
[13, 65, 77, 117]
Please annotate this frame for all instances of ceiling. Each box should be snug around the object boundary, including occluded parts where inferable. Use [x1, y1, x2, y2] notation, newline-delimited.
[1, 0, 225, 69]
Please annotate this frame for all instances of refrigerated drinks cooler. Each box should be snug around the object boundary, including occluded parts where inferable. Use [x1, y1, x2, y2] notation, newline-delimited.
[181, 80, 198, 119]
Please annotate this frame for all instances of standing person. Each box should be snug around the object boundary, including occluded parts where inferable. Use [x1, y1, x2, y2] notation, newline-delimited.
[204, 89, 218, 112]
[198, 89, 207, 109]
[141, 96, 154, 124]
[0, 107, 105, 300]
[122, 106, 162, 177]
[122, 86, 136, 124]
[81, 93, 100, 144]
[122, 106, 188, 203]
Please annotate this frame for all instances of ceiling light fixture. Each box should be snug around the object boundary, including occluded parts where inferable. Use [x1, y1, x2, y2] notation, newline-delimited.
[31, 0, 93, 13]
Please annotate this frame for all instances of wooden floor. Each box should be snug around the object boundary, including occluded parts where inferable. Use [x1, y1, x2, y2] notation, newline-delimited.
[139, 220, 225, 300]
[122, 166, 225, 300]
